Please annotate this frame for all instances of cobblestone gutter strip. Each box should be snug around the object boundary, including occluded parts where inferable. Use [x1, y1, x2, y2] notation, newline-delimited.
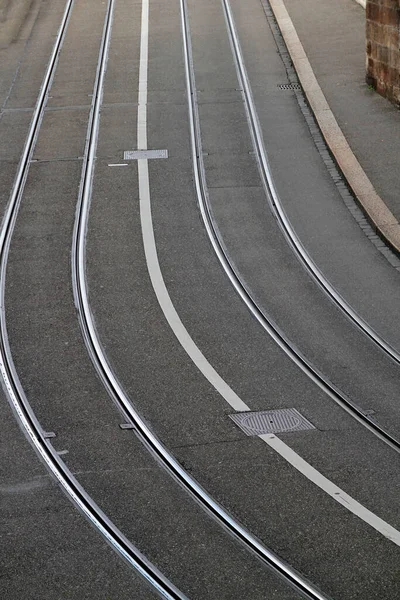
[268, 0, 400, 254]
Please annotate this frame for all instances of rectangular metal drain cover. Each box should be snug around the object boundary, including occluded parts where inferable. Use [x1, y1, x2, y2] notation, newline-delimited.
[229, 408, 315, 436]
[124, 149, 168, 160]
[277, 83, 301, 90]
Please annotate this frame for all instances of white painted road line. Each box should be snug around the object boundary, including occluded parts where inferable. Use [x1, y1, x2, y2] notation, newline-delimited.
[136, 0, 400, 549]
[137, 0, 149, 151]
[262, 434, 400, 545]
[137, 0, 248, 413]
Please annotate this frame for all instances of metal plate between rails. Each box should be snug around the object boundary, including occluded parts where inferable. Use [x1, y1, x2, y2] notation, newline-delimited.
[229, 408, 315, 436]
[124, 149, 168, 160]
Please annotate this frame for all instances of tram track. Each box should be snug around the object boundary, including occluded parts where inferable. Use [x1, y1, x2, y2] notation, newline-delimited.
[71, 0, 400, 596]
[175, 0, 400, 456]
[227, 0, 400, 370]
[0, 0, 323, 596]
[0, 1, 188, 597]
[70, 0, 331, 597]
[3, 0, 398, 598]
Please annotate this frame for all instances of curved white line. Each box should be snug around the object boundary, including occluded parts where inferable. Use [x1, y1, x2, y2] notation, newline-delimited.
[137, 0, 248, 413]
[136, 0, 400, 550]
[138, 161, 248, 412]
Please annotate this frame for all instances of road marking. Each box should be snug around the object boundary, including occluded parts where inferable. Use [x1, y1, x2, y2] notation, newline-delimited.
[136, 0, 247, 412]
[137, 0, 148, 151]
[108, 163, 128, 166]
[262, 433, 400, 544]
[136, 0, 400, 547]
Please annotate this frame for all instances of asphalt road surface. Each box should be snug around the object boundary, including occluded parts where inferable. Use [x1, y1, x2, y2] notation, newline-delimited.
[2, 0, 400, 599]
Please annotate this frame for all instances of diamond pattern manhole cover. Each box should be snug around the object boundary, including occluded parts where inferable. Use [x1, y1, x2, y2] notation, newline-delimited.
[229, 408, 315, 436]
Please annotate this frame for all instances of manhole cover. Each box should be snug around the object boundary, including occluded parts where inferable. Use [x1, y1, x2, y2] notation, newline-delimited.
[229, 408, 315, 436]
[124, 149, 168, 160]
[277, 83, 301, 90]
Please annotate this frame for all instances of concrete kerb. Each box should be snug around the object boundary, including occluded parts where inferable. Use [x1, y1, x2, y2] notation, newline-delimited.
[268, 0, 400, 255]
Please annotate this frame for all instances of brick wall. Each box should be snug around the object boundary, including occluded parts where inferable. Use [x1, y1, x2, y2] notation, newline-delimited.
[366, 0, 400, 106]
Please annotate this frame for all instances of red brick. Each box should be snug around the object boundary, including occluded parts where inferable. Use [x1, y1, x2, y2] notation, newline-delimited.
[379, 7, 399, 26]
[377, 44, 389, 62]
[366, 0, 400, 107]
[367, 2, 380, 21]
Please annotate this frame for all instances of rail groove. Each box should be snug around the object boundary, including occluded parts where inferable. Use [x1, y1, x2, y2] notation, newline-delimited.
[70, 0, 330, 596]
[228, 0, 400, 366]
[188, 0, 400, 455]
[0, 1, 186, 597]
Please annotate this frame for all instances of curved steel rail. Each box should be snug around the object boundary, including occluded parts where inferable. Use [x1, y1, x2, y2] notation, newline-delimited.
[71, 0, 330, 596]
[223, 0, 400, 367]
[180, 0, 400, 455]
[0, 1, 186, 597]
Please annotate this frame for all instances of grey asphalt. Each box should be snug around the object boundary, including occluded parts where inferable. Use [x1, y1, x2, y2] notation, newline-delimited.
[277, 0, 400, 348]
[0, 379, 159, 600]
[3, 0, 301, 598]
[1, 1, 156, 598]
[3, 0, 400, 598]
[205, 0, 400, 438]
[87, 0, 400, 597]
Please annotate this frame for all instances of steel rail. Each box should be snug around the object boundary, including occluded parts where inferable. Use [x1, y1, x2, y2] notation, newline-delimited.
[226, 0, 400, 367]
[0, 1, 186, 598]
[70, 0, 329, 597]
[178, 0, 400, 455]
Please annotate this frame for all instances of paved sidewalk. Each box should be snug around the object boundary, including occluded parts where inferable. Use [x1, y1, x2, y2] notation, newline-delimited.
[278, 0, 400, 238]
